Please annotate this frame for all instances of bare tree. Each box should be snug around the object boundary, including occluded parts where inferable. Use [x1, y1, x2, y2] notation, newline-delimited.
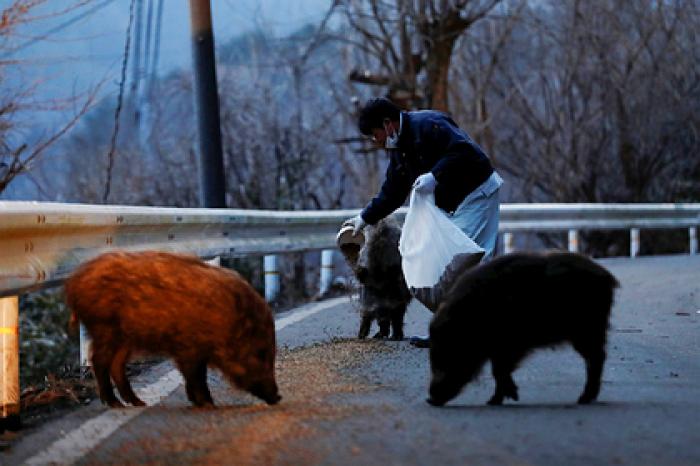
[57, 70, 200, 206]
[335, 0, 502, 111]
[484, 0, 699, 205]
[217, 19, 348, 212]
[448, 0, 526, 158]
[454, 0, 700, 254]
[216, 19, 356, 302]
[0, 0, 100, 196]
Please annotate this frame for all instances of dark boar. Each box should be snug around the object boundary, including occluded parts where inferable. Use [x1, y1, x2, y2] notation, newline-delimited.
[340, 217, 412, 340]
[65, 251, 280, 408]
[427, 252, 618, 407]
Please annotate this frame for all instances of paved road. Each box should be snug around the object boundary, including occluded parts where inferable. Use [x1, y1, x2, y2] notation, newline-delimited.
[3, 255, 699, 465]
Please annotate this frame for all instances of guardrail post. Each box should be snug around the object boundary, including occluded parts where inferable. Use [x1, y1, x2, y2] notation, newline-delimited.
[264, 255, 280, 302]
[1, 296, 20, 428]
[568, 229, 579, 253]
[503, 232, 514, 254]
[319, 250, 334, 295]
[630, 228, 640, 257]
[80, 324, 92, 369]
[690, 227, 697, 255]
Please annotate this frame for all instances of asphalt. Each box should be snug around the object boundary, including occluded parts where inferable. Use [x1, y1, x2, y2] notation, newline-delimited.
[2, 254, 699, 466]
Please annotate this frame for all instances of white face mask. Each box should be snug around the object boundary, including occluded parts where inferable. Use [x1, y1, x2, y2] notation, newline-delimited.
[384, 121, 399, 149]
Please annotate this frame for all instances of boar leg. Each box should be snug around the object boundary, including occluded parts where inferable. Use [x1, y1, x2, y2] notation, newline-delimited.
[110, 346, 145, 407]
[374, 320, 390, 339]
[389, 306, 404, 341]
[178, 359, 214, 407]
[92, 343, 124, 408]
[488, 356, 520, 406]
[573, 341, 605, 404]
[358, 311, 372, 339]
[374, 314, 390, 338]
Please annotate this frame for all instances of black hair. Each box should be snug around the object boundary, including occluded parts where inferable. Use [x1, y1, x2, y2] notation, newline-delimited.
[357, 97, 401, 135]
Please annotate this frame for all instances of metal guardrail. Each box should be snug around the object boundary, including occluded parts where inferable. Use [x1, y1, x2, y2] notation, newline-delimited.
[1, 201, 699, 297]
[0, 201, 359, 297]
[498, 203, 700, 257]
[499, 203, 700, 231]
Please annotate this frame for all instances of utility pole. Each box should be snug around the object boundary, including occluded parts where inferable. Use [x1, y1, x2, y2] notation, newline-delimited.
[189, 0, 226, 208]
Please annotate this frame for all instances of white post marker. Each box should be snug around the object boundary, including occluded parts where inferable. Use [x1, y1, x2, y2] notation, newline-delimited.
[690, 227, 697, 255]
[568, 229, 579, 253]
[264, 255, 280, 302]
[0, 295, 20, 421]
[630, 228, 640, 258]
[319, 249, 334, 295]
[503, 232, 514, 254]
[205, 256, 221, 267]
[80, 324, 92, 369]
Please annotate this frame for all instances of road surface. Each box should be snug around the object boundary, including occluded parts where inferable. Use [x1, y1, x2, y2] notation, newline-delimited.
[3, 255, 699, 465]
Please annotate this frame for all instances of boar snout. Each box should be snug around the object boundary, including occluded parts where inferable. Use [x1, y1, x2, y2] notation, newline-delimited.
[249, 380, 281, 405]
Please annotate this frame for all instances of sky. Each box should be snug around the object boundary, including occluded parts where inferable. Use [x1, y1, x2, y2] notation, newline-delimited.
[5, 0, 332, 113]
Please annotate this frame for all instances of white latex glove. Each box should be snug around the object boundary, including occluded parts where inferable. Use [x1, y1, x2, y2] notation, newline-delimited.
[413, 172, 437, 194]
[343, 214, 367, 236]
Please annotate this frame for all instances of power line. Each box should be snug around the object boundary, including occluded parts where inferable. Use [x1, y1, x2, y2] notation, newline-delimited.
[143, 0, 154, 79]
[130, 0, 144, 94]
[147, 0, 164, 97]
[103, 0, 137, 203]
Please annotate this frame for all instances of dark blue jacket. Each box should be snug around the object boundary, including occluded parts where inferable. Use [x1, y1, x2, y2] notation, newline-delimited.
[360, 110, 494, 225]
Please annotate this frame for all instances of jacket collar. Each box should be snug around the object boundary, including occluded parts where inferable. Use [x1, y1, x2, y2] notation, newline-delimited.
[397, 111, 412, 150]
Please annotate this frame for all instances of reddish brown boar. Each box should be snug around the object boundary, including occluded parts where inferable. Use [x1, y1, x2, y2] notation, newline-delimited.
[64, 251, 281, 408]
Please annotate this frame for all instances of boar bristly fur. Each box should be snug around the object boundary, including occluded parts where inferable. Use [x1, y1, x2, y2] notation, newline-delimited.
[353, 217, 412, 340]
[427, 252, 618, 407]
[65, 251, 280, 408]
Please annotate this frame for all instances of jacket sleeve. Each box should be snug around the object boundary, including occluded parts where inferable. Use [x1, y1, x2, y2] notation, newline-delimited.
[360, 154, 413, 225]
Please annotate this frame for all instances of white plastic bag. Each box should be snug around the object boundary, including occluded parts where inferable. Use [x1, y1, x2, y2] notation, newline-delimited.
[399, 189, 484, 312]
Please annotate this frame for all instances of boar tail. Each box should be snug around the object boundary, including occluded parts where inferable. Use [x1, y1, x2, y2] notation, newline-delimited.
[68, 309, 80, 334]
[64, 276, 80, 333]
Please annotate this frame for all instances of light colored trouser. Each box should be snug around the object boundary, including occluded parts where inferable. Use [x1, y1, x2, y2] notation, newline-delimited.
[447, 171, 502, 261]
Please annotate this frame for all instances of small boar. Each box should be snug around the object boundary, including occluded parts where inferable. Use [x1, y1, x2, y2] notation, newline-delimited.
[65, 251, 280, 408]
[342, 217, 412, 340]
[427, 252, 618, 407]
